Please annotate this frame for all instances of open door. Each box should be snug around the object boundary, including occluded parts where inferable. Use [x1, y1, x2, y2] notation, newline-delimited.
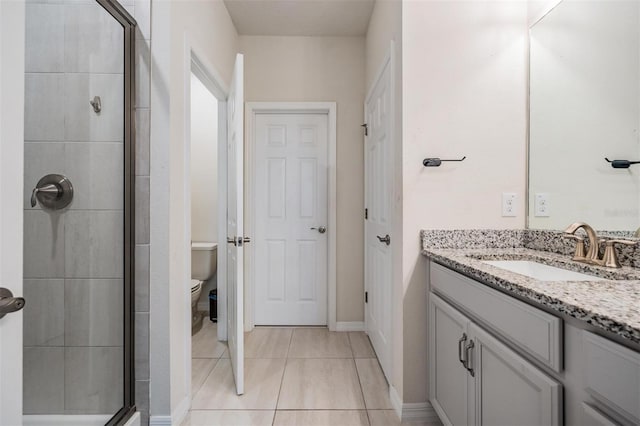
[0, 1, 25, 424]
[226, 53, 245, 395]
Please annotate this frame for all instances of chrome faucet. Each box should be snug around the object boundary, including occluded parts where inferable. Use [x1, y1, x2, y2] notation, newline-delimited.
[563, 222, 601, 265]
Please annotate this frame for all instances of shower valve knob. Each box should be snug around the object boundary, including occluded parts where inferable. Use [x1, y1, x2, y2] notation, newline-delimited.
[0, 288, 25, 320]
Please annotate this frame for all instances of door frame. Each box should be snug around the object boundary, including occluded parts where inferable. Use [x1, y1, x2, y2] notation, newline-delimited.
[364, 41, 396, 381]
[245, 102, 337, 331]
[182, 36, 229, 402]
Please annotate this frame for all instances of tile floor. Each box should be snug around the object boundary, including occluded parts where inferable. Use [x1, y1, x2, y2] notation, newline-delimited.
[184, 320, 442, 426]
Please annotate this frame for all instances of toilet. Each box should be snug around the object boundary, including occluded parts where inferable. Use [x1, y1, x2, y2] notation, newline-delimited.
[191, 242, 218, 333]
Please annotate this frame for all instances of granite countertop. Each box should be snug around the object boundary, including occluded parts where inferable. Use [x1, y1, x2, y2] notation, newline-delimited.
[421, 230, 640, 346]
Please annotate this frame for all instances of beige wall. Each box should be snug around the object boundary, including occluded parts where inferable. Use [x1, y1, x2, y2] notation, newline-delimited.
[364, 0, 405, 401]
[401, 0, 528, 403]
[150, 0, 238, 418]
[239, 35, 366, 322]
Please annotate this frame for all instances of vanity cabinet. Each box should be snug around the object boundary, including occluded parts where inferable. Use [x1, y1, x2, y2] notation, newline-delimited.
[430, 294, 562, 426]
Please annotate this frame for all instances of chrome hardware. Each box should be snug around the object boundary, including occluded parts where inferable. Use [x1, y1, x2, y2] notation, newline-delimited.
[376, 234, 391, 246]
[30, 174, 73, 210]
[458, 333, 468, 366]
[0, 288, 25, 319]
[601, 239, 637, 268]
[464, 340, 475, 377]
[311, 226, 327, 234]
[90, 95, 102, 113]
[564, 222, 601, 265]
[227, 236, 251, 247]
[562, 234, 587, 261]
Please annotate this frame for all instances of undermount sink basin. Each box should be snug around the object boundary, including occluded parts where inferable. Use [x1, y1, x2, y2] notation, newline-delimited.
[483, 260, 603, 281]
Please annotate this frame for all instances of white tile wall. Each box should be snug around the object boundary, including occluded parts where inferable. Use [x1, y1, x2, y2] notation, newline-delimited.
[64, 142, 124, 209]
[26, 4, 65, 72]
[64, 3, 124, 73]
[64, 347, 124, 413]
[23, 347, 65, 414]
[23, 279, 65, 346]
[24, 74, 65, 141]
[65, 279, 124, 346]
[64, 73, 124, 142]
[23, 210, 65, 278]
[64, 210, 123, 278]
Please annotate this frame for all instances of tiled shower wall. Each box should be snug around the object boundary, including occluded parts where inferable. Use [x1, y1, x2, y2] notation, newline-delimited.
[127, 0, 152, 424]
[22, 0, 151, 423]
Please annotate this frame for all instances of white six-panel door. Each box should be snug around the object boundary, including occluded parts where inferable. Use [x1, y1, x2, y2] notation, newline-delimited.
[254, 113, 329, 326]
[365, 47, 393, 381]
[226, 54, 244, 395]
[0, 1, 25, 424]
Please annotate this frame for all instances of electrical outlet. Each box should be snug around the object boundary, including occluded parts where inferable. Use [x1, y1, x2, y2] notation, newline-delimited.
[502, 193, 517, 217]
[535, 193, 550, 217]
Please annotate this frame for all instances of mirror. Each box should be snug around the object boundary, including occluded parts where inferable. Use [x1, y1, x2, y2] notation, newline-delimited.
[528, 0, 640, 233]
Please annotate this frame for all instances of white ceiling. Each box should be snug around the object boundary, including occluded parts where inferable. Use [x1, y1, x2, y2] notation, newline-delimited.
[223, 0, 376, 36]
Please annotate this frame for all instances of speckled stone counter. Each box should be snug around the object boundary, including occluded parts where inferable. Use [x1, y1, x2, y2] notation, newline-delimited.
[421, 230, 640, 346]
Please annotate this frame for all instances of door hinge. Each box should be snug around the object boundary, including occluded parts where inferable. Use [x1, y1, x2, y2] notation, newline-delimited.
[361, 123, 368, 136]
[365, 291, 368, 303]
[365, 208, 368, 220]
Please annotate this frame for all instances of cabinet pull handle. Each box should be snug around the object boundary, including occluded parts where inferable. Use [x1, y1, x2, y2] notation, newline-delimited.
[464, 340, 475, 377]
[458, 333, 467, 366]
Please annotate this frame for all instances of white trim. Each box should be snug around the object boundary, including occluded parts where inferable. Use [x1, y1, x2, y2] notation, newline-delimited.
[23, 415, 111, 426]
[335, 321, 365, 332]
[245, 102, 338, 331]
[389, 386, 440, 423]
[182, 34, 229, 419]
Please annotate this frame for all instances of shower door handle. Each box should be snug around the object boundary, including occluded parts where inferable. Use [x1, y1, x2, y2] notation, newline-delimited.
[0, 288, 25, 319]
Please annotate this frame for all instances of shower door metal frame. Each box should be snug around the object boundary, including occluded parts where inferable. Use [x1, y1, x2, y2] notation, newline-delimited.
[95, 0, 137, 425]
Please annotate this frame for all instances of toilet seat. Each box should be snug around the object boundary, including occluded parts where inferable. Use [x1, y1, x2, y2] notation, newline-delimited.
[191, 279, 202, 290]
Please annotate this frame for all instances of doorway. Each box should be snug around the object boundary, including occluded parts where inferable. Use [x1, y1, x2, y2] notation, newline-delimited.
[246, 103, 337, 329]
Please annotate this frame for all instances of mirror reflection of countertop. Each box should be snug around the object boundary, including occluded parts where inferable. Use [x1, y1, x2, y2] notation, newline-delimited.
[421, 230, 640, 346]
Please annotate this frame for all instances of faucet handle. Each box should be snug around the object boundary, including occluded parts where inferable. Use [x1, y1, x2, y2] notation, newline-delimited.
[562, 234, 586, 261]
[601, 239, 637, 268]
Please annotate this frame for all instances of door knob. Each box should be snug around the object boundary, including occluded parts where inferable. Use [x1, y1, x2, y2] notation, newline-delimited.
[311, 226, 327, 234]
[0, 288, 25, 319]
[376, 234, 391, 245]
[227, 237, 237, 246]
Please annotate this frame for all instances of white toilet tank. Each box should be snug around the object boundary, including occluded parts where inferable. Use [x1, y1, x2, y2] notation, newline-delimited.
[191, 242, 218, 281]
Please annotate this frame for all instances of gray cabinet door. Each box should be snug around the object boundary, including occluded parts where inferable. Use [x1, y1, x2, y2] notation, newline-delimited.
[429, 294, 472, 426]
[470, 323, 562, 426]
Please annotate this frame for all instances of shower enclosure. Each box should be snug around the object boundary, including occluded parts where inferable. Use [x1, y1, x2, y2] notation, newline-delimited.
[23, 0, 135, 424]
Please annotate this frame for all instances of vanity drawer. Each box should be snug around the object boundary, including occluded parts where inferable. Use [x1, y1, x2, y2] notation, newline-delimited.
[583, 331, 640, 425]
[430, 262, 562, 372]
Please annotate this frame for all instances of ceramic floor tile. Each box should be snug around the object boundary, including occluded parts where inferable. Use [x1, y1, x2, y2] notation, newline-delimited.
[192, 321, 226, 359]
[191, 358, 285, 410]
[274, 410, 369, 426]
[355, 358, 393, 409]
[191, 358, 217, 396]
[245, 327, 292, 358]
[368, 410, 443, 426]
[288, 328, 352, 358]
[349, 332, 376, 358]
[278, 358, 365, 409]
[185, 410, 274, 426]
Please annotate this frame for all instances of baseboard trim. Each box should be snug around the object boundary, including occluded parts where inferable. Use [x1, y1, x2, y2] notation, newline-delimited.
[335, 321, 365, 332]
[149, 416, 171, 426]
[150, 396, 190, 426]
[389, 385, 440, 422]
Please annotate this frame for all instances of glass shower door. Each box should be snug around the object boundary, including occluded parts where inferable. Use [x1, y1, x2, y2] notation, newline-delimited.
[23, 0, 135, 424]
